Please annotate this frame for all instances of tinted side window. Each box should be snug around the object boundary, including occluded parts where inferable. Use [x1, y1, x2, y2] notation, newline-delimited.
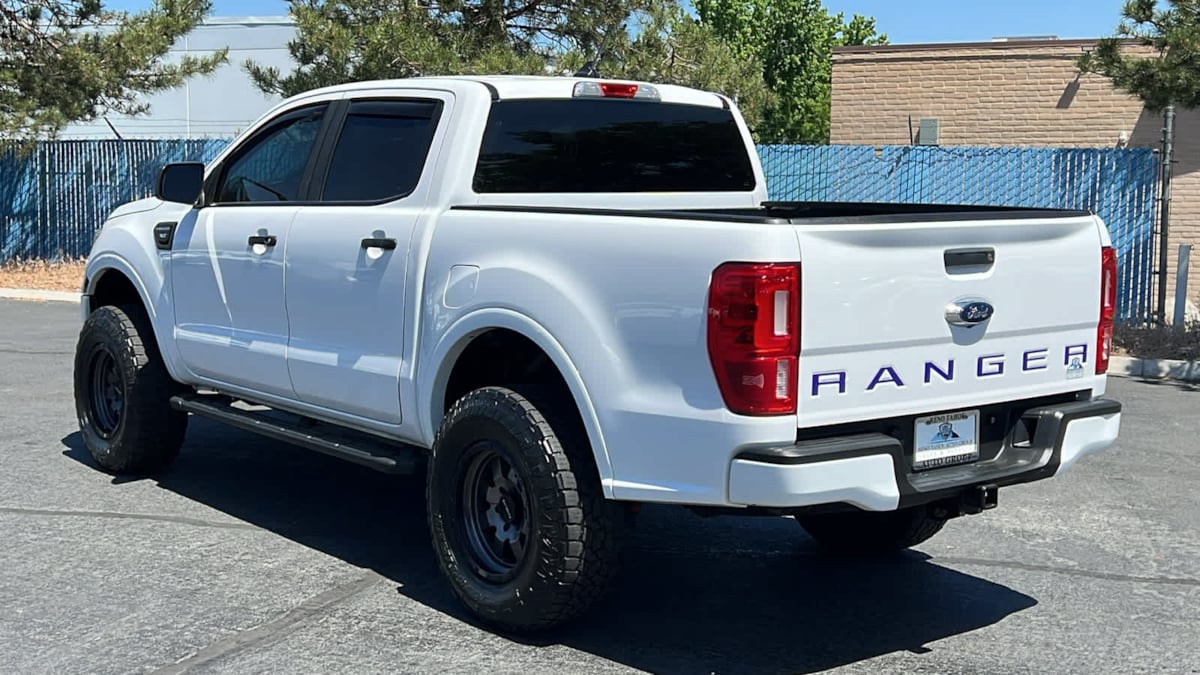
[215, 104, 326, 203]
[320, 100, 441, 202]
[474, 99, 756, 193]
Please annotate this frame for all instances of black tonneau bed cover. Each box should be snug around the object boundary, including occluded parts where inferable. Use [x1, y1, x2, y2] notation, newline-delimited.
[453, 201, 1094, 225]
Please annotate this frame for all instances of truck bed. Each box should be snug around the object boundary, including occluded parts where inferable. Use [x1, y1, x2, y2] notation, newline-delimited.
[456, 198, 1107, 431]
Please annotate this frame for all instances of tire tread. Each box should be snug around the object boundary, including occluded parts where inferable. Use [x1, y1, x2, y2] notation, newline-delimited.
[427, 385, 620, 632]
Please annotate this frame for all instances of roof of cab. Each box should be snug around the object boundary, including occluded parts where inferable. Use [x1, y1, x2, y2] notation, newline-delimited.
[291, 75, 731, 109]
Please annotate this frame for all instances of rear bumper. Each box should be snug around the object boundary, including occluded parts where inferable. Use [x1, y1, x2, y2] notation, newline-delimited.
[728, 398, 1122, 511]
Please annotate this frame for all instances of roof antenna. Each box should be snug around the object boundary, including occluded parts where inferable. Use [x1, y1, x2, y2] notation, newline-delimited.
[575, 39, 609, 78]
[103, 116, 124, 140]
[575, 58, 601, 78]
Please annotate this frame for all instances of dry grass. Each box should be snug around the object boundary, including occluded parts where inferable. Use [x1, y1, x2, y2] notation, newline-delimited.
[1113, 322, 1200, 361]
[0, 257, 87, 292]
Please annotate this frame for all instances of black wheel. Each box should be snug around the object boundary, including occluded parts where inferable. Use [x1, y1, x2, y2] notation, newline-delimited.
[795, 504, 947, 556]
[426, 385, 622, 633]
[73, 305, 188, 475]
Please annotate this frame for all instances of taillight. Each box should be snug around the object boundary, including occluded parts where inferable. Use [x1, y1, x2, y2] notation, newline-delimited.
[707, 262, 801, 415]
[1097, 246, 1117, 374]
[572, 81, 661, 100]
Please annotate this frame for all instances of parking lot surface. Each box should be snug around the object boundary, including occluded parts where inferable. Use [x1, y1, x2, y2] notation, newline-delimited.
[1, 298, 1197, 674]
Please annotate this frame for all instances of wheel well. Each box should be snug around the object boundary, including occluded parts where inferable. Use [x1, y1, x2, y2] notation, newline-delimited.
[443, 329, 572, 414]
[85, 268, 181, 386]
[88, 269, 142, 314]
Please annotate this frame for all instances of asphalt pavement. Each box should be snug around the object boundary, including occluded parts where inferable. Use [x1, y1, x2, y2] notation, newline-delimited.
[1, 298, 1197, 674]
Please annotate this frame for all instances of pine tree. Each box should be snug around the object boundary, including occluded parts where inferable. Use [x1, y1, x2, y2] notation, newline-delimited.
[0, 0, 227, 139]
[1077, 0, 1200, 111]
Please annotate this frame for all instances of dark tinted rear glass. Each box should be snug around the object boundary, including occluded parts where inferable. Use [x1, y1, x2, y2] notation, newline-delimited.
[473, 99, 756, 193]
[321, 99, 440, 202]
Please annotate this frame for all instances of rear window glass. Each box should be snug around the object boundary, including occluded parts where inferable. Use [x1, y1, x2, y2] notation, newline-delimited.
[473, 99, 757, 193]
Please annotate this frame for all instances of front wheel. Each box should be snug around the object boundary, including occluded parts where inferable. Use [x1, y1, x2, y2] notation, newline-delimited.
[795, 504, 947, 556]
[426, 386, 622, 633]
[73, 305, 188, 475]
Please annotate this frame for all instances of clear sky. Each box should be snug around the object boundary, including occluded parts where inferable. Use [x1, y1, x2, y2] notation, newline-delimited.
[822, 0, 1129, 43]
[102, 0, 1132, 45]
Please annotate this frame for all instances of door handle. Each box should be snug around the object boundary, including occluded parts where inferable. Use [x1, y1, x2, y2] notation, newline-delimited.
[361, 237, 397, 250]
[248, 234, 277, 247]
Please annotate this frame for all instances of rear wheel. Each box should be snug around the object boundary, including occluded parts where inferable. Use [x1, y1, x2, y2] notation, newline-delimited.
[426, 385, 621, 633]
[73, 305, 188, 475]
[795, 504, 947, 556]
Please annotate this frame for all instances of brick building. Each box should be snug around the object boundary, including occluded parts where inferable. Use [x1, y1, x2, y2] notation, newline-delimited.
[829, 38, 1200, 318]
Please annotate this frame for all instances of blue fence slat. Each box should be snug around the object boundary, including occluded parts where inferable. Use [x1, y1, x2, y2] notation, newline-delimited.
[1, 140, 1159, 321]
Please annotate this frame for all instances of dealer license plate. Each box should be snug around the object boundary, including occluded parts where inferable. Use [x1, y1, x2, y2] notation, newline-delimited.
[913, 409, 980, 471]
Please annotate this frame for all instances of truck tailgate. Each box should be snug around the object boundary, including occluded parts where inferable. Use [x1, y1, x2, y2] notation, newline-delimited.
[794, 213, 1105, 430]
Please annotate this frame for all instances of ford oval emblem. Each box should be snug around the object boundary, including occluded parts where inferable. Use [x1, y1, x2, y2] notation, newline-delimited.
[945, 299, 994, 328]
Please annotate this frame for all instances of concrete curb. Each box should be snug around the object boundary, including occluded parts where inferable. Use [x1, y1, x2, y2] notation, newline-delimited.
[1110, 354, 1200, 383]
[0, 288, 81, 304]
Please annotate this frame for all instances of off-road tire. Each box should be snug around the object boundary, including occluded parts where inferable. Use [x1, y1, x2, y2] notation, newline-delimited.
[73, 304, 188, 474]
[795, 504, 947, 556]
[426, 385, 621, 633]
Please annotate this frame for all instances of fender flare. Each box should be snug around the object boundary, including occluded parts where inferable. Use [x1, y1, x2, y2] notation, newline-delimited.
[421, 307, 615, 497]
[83, 253, 190, 383]
[84, 253, 154, 316]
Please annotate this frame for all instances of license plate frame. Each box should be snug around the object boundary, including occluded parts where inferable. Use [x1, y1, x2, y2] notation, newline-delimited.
[913, 409, 980, 471]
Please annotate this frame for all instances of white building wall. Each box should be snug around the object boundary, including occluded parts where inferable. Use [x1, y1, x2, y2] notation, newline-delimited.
[58, 17, 297, 140]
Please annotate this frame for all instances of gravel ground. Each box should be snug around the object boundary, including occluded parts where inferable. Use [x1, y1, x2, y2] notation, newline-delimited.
[0, 259, 86, 292]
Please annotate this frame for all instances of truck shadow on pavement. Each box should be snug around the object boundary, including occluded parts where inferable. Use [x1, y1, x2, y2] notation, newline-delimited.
[62, 419, 1038, 675]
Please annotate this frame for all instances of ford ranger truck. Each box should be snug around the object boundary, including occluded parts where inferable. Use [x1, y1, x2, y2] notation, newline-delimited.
[72, 75, 1123, 633]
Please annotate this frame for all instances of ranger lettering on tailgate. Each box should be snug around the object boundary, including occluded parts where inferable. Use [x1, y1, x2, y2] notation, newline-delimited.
[810, 344, 1091, 396]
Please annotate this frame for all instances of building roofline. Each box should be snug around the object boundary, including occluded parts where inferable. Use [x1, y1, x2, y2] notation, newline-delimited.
[832, 37, 1128, 55]
[78, 15, 295, 29]
[200, 15, 295, 26]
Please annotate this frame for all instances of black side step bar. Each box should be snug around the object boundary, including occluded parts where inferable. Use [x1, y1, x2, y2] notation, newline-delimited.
[169, 395, 424, 474]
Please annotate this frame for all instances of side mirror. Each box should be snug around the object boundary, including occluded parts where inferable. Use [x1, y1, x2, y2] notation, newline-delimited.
[156, 162, 205, 204]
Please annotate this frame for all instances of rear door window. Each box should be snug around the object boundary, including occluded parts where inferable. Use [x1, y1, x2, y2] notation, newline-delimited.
[473, 99, 756, 193]
[319, 99, 441, 202]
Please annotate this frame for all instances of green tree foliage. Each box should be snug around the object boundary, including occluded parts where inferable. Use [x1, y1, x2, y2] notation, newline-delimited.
[246, 0, 881, 143]
[245, 0, 651, 97]
[695, 0, 886, 143]
[0, 0, 227, 139]
[573, 3, 775, 132]
[1077, 0, 1200, 111]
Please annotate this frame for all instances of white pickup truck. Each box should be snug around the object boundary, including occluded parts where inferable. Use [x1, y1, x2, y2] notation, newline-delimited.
[73, 75, 1123, 633]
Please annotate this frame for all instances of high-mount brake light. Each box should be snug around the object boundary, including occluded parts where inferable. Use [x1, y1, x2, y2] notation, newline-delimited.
[706, 262, 801, 416]
[1097, 246, 1117, 374]
[572, 81, 661, 100]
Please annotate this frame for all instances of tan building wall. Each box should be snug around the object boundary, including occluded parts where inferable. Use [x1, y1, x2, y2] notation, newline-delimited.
[830, 39, 1200, 320]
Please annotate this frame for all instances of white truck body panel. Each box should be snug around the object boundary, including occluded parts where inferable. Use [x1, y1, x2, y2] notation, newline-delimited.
[421, 208, 804, 503]
[172, 204, 300, 399]
[793, 213, 1110, 428]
